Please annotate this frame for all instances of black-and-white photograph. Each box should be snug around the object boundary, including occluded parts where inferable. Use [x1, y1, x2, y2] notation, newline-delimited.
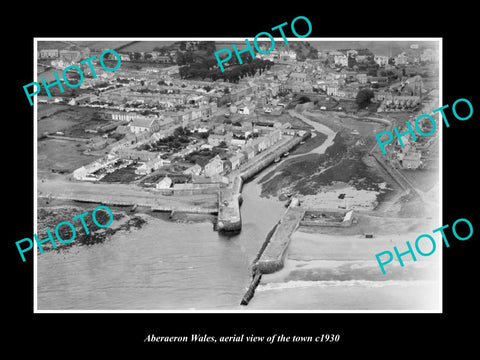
[32, 38, 443, 312]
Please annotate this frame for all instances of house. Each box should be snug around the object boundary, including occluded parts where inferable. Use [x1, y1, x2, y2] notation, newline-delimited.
[183, 164, 203, 176]
[326, 85, 338, 96]
[289, 72, 307, 83]
[204, 155, 224, 177]
[117, 148, 158, 162]
[39, 48, 59, 59]
[129, 118, 161, 134]
[243, 145, 255, 159]
[356, 73, 368, 84]
[268, 129, 282, 144]
[420, 48, 437, 63]
[156, 176, 173, 189]
[136, 158, 166, 175]
[374, 55, 390, 66]
[231, 137, 247, 147]
[367, 76, 388, 84]
[59, 50, 81, 62]
[238, 105, 250, 115]
[253, 137, 268, 152]
[229, 154, 243, 170]
[334, 54, 348, 67]
[118, 53, 131, 61]
[395, 52, 408, 66]
[399, 150, 422, 169]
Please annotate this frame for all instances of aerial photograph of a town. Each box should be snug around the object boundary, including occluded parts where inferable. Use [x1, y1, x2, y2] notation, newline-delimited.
[35, 38, 441, 311]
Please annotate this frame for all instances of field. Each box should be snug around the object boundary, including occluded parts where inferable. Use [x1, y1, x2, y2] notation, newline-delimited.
[38, 106, 104, 138]
[37, 41, 73, 50]
[119, 41, 177, 52]
[38, 138, 100, 174]
[38, 104, 70, 119]
[74, 41, 134, 51]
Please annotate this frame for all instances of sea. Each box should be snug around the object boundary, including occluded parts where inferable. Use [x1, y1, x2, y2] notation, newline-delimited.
[36, 171, 287, 311]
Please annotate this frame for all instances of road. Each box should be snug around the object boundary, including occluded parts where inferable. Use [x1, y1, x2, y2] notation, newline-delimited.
[38, 176, 218, 213]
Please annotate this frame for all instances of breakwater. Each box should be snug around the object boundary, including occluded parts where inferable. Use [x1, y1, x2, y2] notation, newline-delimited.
[253, 198, 304, 274]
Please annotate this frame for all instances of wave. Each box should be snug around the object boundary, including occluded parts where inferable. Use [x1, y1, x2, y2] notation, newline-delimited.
[256, 279, 436, 291]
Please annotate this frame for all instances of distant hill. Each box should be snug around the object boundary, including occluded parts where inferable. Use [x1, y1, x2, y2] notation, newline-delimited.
[37, 41, 75, 50]
[215, 39, 438, 57]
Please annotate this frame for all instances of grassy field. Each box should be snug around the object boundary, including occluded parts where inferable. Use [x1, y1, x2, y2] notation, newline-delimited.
[75, 41, 134, 51]
[37, 41, 73, 50]
[38, 139, 100, 173]
[38, 106, 103, 138]
[38, 104, 70, 119]
[120, 41, 177, 52]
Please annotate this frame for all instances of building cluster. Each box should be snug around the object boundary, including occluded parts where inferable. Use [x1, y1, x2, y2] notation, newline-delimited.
[46, 41, 439, 185]
[392, 140, 423, 170]
[39, 46, 177, 65]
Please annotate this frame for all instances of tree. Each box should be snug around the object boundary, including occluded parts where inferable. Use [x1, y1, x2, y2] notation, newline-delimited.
[133, 52, 142, 61]
[348, 55, 356, 68]
[356, 89, 374, 108]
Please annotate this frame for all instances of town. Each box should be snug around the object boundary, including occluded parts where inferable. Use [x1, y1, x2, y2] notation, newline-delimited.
[36, 39, 441, 310]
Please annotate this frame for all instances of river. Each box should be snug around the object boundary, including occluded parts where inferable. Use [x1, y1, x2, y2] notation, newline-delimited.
[36, 168, 287, 311]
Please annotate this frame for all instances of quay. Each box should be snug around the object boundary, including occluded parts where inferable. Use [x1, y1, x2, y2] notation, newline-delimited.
[216, 132, 309, 232]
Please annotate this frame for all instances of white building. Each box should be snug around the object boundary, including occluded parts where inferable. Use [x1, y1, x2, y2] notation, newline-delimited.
[334, 54, 348, 67]
[204, 155, 224, 177]
[129, 118, 160, 134]
[39, 48, 59, 59]
[374, 55, 390, 66]
[156, 176, 173, 189]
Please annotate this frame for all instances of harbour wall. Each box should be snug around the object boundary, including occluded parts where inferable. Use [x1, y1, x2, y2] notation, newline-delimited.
[216, 134, 308, 233]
